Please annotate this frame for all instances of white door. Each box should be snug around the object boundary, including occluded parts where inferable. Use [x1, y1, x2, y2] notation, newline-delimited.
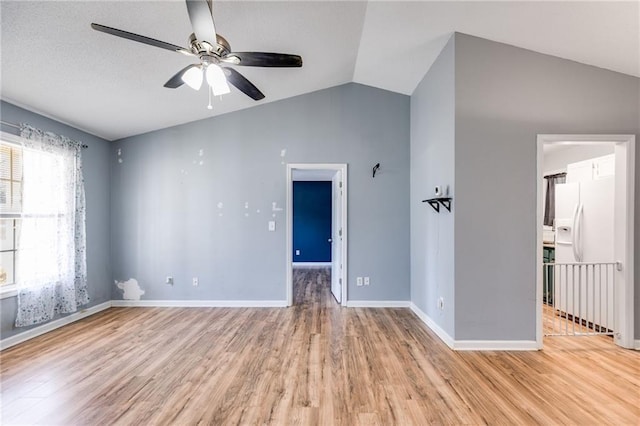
[331, 171, 342, 303]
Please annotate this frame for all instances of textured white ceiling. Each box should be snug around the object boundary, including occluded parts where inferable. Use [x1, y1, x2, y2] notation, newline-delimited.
[1, 1, 638, 141]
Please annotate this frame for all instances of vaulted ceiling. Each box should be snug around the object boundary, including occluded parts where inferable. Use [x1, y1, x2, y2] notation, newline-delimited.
[1, 1, 638, 141]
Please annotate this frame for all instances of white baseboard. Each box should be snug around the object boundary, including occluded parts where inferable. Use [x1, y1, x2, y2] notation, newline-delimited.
[346, 300, 410, 308]
[2, 298, 541, 352]
[1, 299, 289, 350]
[635, 340, 640, 350]
[111, 299, 288, 308]
[410, 302, 455, 349]
[453, 340, 539, 351]
[0, 301, 112, 351]
[292, 262, 332, 268]
[409, 302, 537, 351]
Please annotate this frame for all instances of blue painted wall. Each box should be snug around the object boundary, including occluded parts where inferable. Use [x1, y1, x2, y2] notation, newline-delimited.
[293, 181, 332, 262]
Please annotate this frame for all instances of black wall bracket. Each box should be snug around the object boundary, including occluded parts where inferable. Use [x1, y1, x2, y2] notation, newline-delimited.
[422, 197, 452, 213]
[372, 163, 380, 178]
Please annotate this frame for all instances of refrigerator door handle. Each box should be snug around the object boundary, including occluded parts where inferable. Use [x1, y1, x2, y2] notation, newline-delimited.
[571, 203, 580, 262]
[577, 203, 584, 261]
[573, 203, 584, 262]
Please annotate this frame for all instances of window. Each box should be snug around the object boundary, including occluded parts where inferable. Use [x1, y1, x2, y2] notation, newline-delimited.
[0, 141, 22, 295]
[5, 125, 89, 326]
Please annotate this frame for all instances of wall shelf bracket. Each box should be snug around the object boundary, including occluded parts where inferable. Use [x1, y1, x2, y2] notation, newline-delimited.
[422, 197, 452, 213]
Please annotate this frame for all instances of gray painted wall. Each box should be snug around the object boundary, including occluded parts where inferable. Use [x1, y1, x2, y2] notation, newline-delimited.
[410, 36, 456, 337]
[453, 33, 640, 340]
[3, 34, 637, 344]
[0, 101, 112, 339]
[111, 83, 410, 302]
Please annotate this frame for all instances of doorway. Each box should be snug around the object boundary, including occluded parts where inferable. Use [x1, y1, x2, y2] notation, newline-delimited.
[286, 164, 347, 306]
[292, 181, 332, 265]
[536, 135, 635, 349]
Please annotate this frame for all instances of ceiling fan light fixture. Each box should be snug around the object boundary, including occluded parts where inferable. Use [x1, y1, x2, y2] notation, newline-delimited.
[206, 64, 230, 96]
[182, 66, 203, 90]
[91, 0, 302, 103]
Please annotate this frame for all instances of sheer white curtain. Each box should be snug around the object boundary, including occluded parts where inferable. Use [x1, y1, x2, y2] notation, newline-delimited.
[15, 124, 88, 327]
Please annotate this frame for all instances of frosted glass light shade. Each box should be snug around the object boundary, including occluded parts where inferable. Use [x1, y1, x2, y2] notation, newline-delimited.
[182, 66, 203, 90]
[206, 64, 231, 96]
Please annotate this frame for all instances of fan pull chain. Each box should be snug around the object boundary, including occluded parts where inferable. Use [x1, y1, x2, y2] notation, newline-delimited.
[207, 87, 213, 110]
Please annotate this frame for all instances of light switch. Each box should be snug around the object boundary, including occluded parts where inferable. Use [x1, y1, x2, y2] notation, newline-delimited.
[268, 221, 276, 231]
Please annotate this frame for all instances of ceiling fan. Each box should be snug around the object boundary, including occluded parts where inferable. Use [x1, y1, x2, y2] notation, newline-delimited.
[91, 0, 302, 107]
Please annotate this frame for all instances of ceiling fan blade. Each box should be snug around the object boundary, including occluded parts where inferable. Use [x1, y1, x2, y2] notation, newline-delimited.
[223, 68, 265, 101]
[91, 23, 193, 56]
[185, 0, 217, 44]
[222, 52, 302, 67]
[164, 64, 200, 88]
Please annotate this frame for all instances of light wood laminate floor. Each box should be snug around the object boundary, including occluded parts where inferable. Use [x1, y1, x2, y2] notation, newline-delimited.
[1, 268, 638, 425]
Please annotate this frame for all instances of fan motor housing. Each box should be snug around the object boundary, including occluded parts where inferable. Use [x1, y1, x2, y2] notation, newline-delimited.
[189, 33, 230, 58]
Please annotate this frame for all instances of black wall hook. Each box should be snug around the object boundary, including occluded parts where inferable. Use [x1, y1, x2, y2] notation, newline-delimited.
[372, 163, 380, 178]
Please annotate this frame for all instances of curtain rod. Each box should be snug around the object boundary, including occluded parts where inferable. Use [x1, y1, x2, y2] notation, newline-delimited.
[1, 120, 88, 149]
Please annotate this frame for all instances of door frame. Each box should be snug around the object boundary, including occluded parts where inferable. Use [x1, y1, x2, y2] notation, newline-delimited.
[536, 134, 635, 349]
[286, 163, 348, 306]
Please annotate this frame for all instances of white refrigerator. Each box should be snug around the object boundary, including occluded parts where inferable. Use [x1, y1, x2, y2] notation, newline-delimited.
[554, 176, 615, 330]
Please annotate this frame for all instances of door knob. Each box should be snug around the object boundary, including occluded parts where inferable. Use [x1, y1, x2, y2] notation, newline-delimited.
[328, 238, 332, 242]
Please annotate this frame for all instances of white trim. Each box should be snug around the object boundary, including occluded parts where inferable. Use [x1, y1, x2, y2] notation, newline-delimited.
[110, 300, 288, 308]
[536, 134, 635, 349]
[619, 140, 635, 349]
[286, 164, 348, 307]
[0, 132, 24, 301]
[410, 303, 538, 351]
[292, 262, 332, 268]
[0, 301, 112, 351]
[286, 166, 293, 306]
[346, 300, 410, 308]
[536, 137, 545, 350]
[0, 284, 18, 299]
[1, 299, 286, 350]
[634, 340, 640, 350]
[0, 131, 26, 146]
[410, 302, 455, 349]
[0, 298, 546, 352]
[453, 340, 539, 351]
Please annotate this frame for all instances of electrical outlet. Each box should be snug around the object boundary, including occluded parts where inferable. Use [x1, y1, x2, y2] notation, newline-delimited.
[356, 277, 363, 286]
[364, 277, 370, 286]
[295, 249, 300, 256]
[192, 277, 199, 287]
[438, 297, 444, 310]
[268, 221, 276, 231]
[166, 276, 173, 286]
